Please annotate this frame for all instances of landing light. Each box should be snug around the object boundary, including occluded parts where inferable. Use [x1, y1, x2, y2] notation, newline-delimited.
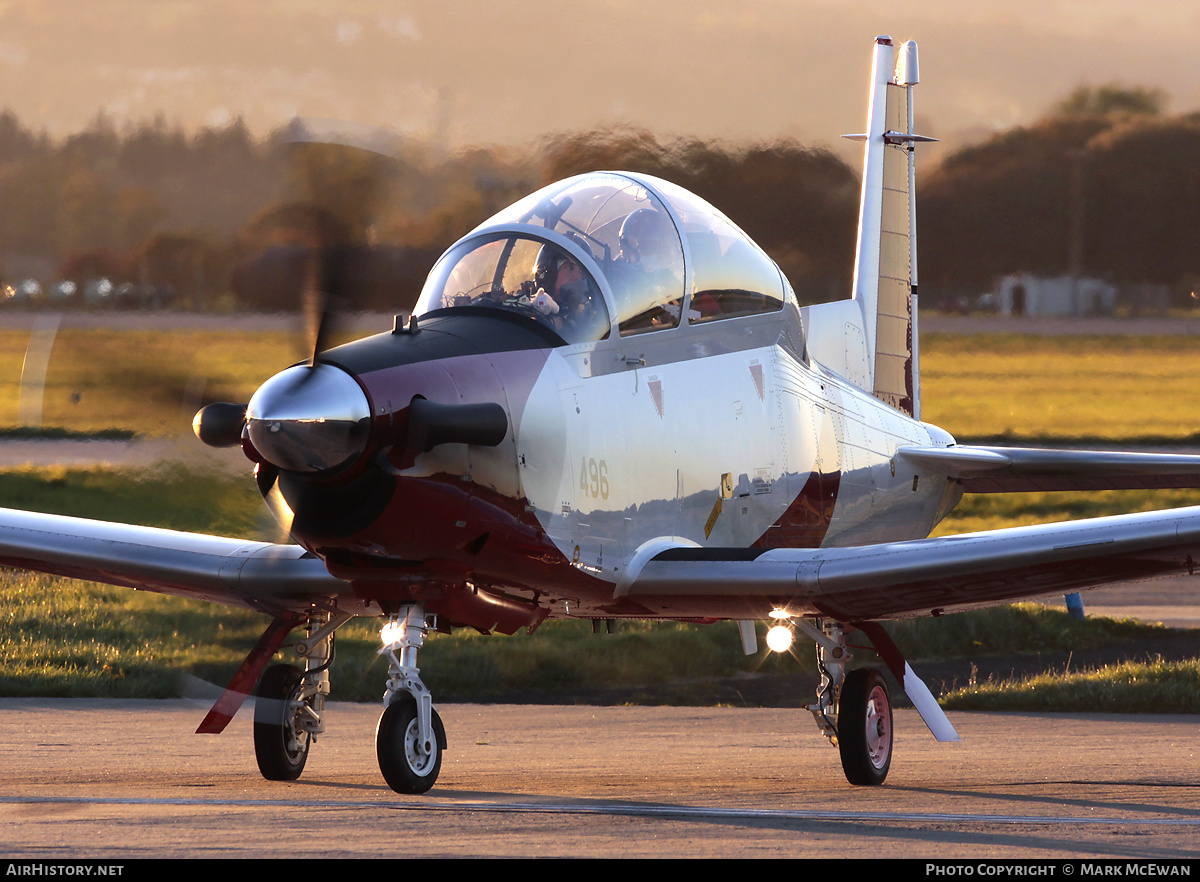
[380, 620, 404, 648]
[766, 624, 794, 653]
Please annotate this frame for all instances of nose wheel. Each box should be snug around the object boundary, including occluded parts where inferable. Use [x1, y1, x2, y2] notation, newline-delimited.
[376, 693, 446, 794]
[836, 668, 893, 786]
[376, 604, 447, 794]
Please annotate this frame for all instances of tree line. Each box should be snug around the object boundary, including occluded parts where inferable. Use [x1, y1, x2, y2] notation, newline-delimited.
[920, 95, 1200, 304]
[0, 86, 1196, 313]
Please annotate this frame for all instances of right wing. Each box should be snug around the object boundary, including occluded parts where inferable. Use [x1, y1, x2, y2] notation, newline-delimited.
[621, 504, 1200, 621]
[0, 507, 352, 615]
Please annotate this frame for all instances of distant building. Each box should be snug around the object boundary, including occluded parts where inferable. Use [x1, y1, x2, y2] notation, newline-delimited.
[996, 274, 1116, 317]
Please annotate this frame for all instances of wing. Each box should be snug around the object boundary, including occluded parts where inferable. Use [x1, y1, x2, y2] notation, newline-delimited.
[897, 444, 1200, 493]
[0, 507, 352, 615]
[621, 505, 1200, 621]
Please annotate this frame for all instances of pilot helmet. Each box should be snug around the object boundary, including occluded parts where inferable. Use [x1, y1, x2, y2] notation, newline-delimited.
[618, 208, 673, 266]
[534, 244, 565, 292]
[534, 234, 592, 293]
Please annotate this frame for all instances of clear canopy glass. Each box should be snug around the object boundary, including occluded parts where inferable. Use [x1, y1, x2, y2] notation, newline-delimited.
[416, 233, 612, 344]
[414, 172, 787, 343]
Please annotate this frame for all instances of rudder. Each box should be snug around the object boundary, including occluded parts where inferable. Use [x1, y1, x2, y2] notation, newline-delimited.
[847, 37, 934, 419]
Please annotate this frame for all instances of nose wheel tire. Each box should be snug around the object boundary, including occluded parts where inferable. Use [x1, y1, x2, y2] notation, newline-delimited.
[253, 664, 311, 781]
[376, 694, 446, 794]
[837, 668, 893, 786]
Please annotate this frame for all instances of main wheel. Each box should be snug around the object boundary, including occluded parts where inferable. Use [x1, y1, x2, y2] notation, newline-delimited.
[837, 668, 893, 786]
[253, 664, 311, 781]
[376, 694, 446, 794]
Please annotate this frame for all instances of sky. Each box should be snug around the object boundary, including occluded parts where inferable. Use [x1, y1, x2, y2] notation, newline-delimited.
[0, 0, 1196, 165]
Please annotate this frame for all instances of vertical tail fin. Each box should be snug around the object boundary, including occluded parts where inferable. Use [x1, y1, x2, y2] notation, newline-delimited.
[847, 37, 935, 418]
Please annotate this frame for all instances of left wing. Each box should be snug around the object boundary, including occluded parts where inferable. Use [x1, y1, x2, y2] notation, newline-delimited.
[622, 505, 1200, 621]
[0, 507, 350, 614]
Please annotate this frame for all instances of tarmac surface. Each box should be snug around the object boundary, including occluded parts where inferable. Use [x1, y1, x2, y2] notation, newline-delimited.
[1, 699, 1198, 859]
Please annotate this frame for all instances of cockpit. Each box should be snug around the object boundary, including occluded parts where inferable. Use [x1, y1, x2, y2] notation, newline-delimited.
[413, 172, 789, 345]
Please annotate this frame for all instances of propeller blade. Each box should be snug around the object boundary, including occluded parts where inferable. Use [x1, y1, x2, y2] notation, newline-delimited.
[284, 117, 405, 162]
[306, 245, 353, 367]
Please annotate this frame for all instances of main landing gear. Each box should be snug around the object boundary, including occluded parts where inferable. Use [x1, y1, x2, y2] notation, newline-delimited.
[252, 611, 338, 781]
[836, 668, 893, 785]
[254, 663, 313, 779]
[249, 604, 447, 794]
[794, 619, 893, 786]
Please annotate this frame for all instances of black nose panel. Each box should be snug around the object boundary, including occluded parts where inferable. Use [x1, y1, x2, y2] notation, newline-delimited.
[318, 308, 563, 376]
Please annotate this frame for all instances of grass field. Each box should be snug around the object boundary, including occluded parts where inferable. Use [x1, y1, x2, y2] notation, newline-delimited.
[0, 328, 300, 435]
[1, 327, 1198, 708]
[3, 326, 1200, 442]
[940, 656, 1200, 712]
[922, 333, 1200, 442]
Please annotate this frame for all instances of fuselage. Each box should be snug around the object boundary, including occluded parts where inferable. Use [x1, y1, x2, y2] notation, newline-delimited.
[244, 171, 960, 629]
[257, 308, 956, 625]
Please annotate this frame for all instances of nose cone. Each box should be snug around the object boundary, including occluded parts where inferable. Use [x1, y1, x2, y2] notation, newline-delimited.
[246, 364, 372, 472]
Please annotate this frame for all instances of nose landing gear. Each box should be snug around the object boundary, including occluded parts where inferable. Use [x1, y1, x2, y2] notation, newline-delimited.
[377, 693, 446, 793]
[376, 604, 446, 794]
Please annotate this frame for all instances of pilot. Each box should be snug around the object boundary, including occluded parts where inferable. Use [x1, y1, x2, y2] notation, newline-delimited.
[531, 241, 605, 341]
[613, 208, 683, 330]
[618, 208, 675, 272]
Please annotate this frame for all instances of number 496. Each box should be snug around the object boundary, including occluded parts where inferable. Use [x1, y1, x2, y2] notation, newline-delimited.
[579, 457, 609, 499]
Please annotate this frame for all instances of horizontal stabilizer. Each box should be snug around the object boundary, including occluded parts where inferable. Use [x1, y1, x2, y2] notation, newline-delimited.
[897, 445, 1200, 493]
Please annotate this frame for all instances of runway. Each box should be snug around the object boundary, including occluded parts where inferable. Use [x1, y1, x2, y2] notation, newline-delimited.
[1, 700, 1197, 859]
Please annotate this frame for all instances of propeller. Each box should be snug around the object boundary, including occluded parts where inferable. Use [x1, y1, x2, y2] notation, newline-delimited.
[191, 248, 348, 459]
[196, 366, 510, 475]
[192, 119, 508, 474]
[243, 364, 372, 473]
[303, 243, 356, 369]
[193, 121, 381, 458]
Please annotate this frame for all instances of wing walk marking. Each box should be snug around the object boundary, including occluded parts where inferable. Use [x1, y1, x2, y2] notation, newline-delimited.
[1, 796, 1195, 826]
[1053, 539, 1117, 551]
